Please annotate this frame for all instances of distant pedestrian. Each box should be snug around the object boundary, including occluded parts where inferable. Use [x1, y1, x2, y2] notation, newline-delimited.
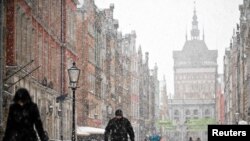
[196, 137, 200, 141]
[149, 132, 161, 141]
[104, 109, 135, 141]
[189, 137, 193, 141]
[2, 88, 49, 141]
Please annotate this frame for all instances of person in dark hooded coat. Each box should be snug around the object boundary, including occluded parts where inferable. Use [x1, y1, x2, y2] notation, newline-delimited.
[104, 109, 135, 141]
[2, 88, 49, 141]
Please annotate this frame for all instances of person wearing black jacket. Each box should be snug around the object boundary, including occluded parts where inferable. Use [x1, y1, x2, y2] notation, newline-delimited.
[2, 88, 49, 141]
[104, 109, 135, 141]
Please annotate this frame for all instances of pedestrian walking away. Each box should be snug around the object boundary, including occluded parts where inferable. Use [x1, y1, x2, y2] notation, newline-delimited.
[2, 88, 49, 141]
[189, 137, 193, 141]
[104, 109, 135, 141]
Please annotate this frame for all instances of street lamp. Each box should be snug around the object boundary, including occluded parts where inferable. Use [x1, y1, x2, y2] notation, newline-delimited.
[68, 62, 80, 141]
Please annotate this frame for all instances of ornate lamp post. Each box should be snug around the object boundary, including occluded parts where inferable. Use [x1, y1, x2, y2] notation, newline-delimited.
[68, 62, 80, 141]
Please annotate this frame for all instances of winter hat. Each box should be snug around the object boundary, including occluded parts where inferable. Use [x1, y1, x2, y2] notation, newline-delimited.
[115, 109, 123, 116]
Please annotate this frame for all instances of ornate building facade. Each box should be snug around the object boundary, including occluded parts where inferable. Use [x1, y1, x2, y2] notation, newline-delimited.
[224, 0, 250, 125]
[169, 6, 218, 141]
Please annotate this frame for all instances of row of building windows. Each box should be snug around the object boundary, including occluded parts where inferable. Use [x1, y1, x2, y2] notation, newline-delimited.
[175, 83, 214, 93]
[176, 61, 216, 66]
[29, 0, 62, 40]
[15, 5, 61, 89]
[175, 73, 215, 80]
[174, 109, 211, 116]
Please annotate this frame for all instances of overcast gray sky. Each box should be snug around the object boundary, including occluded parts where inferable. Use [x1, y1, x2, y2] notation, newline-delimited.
[79, 0, 243, 95]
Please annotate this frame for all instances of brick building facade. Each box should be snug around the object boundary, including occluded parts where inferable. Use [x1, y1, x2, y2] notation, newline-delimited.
[0, 1, 160, 141]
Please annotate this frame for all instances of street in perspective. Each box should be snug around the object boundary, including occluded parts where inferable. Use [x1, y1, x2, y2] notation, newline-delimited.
[0, 0, 249, 141]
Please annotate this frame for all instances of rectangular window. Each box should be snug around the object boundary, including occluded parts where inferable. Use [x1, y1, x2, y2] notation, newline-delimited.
[15, 7, 22, 64]
[38, 32, 43, 80]
[51, 45, 57, 89]
[21, 15, 27, 65]
[88, 47, 95, 64]
[44, 39, 49, 78]
[38, 0, 43, 18]
[30, 0, 38, 15]
[95, 32, 100, 67]
[26, 20, 32, 66]
[88, 74, 95, 93]
[88, 23, 95, 37]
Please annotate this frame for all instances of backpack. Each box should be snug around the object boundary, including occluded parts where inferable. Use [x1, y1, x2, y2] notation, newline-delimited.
[111, 118, 128, 140]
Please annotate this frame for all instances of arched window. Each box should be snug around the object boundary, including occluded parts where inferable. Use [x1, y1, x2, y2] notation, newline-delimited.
[174, 110, 180, 123]
[174, 110, 179, 116]
[205, 109, 210, 115]
[193, 109, 198, 115]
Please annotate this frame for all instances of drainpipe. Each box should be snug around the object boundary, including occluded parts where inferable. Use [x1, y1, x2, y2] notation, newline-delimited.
[60, 0, 65, 140]
[0, 0, 5, 129]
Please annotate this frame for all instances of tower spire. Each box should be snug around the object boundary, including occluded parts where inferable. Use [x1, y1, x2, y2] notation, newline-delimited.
[203, 27, 205, 41]
[191, 1, 200, 40]
[186, 27, 188, 41]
